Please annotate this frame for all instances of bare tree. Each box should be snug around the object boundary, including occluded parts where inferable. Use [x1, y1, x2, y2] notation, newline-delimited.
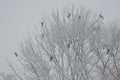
[5, 6, 120, 80]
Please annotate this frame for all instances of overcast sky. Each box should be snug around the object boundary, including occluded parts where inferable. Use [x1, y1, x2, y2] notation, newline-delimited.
[0, 0, 120, 72]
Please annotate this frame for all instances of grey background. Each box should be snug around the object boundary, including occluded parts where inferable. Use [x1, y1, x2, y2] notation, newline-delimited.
[0, 0, 120, 72]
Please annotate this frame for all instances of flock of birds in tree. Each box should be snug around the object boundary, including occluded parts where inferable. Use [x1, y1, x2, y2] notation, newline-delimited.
[14, 13, 105, 61]
[40, 13, 104, 27]
[67, 13, 82, 19]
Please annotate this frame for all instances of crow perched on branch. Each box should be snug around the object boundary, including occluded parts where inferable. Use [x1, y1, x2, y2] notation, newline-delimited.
[106, 49, 110, 54]
[67, 41, 72, 49]
[41, 22, 43, 26]
[79, 16, 81, 19]
[15, 52, 18, 57]
[50, 56, 53, 61]
[99, 14, 104, 19]
[67, 42, 70, 48]
[67, 13, 71, 18]
[106, 48, 115, 57]
[42, 34, 44, 37]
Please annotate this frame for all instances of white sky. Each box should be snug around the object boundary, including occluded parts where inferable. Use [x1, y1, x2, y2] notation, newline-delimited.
[0, 0, 120, 72]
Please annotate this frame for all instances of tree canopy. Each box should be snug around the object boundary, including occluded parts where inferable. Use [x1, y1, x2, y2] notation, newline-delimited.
[1, 6, 120, 80]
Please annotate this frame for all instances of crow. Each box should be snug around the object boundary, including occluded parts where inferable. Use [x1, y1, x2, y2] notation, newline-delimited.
[50, 56, 53, 61]
[41, 22, 43, 26]
[67, 41, 72, 49]
[67, 42, 70, 48]
[79, 16, 81, 19]
[99, 14, 104, 19]
[15, 52, 18, 57]
[67, 13, 71, 18]
[106, 49, 110, 54]
[42, 34, 44, 37]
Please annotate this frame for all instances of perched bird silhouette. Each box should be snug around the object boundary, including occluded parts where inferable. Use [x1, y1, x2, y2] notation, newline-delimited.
[67, 13, 71, 18]
[41, 22, 43, 26]
[50, 56, 53, 61]
[79, 16, 81, 19]
[67, 43, 70, 48]
[106, 49, 110, 54]
[15, 52, 18, 57]
[106, 48, 115, 57]
[42, 34, 44, 37]
[99, 14, 104, 19]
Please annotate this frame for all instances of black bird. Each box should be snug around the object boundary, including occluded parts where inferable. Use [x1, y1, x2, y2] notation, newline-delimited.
[41, 22, 43, 26]
[50, 56, 53, 61]
[67, 13, 71, 18]
[15, 52, 18, 57]
[79, 16, 81, 19]
[106, 49, 110, 54]
[99, 14, 104, 19]
[42, 34, 44, 37]
[67, 43, 70, 48]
